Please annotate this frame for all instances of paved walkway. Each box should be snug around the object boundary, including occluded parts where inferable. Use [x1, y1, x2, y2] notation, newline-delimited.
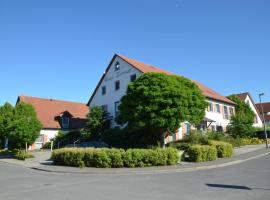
[0, 145, 269, 175]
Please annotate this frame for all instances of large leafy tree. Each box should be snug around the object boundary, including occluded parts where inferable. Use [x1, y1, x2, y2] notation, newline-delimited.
[9, 102, 42, 149]
[227, 95, 256, 138]
[117, 73, 208, 147]
[84, 107, 111, 140]
[0, 103, 14, 149]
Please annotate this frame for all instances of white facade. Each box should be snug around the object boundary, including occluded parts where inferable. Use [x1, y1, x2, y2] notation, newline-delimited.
[29, 129, 59, 150]
[40, 129, 59, 141]
[89, 55, 235, 135]
[90, 57, 142, 126]
[243, 95, 263, 127]
[205, 99, 234, 131]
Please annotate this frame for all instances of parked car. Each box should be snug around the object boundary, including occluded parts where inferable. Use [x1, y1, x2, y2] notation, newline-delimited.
[253, 130, 270, 139]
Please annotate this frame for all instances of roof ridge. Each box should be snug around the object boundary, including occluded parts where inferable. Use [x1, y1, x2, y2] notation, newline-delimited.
[19, 95, 87, 106]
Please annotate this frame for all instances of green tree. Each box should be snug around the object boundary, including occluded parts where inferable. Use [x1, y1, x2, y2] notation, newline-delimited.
[0, 103, 14, 149]
[84, 107, 111, 140]
[227, 95, 256, 138]
[9, 102, 42, 149]
[117, 73, 208, 147]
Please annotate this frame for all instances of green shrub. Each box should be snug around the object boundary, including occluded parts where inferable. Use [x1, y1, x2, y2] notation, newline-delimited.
[206, 131, 226, 141]
[51, 147, 180, 168]
[15, 150, 34, 160]
[181, 131, 209, 145]
[208, 141, 233, 158]
[167, 142, 191, 151]
[42, 142, 51, 149]
[241, 138, 269, 145]
[187, 145, 217, 162]
[51, 148, 85, 167]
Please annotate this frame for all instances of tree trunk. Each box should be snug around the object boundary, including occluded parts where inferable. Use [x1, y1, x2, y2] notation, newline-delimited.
[159, 132, 165, 148]
[4, 137, 8, 150]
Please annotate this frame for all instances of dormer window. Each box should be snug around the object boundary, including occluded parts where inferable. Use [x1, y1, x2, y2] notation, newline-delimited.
[62, 116, 69, 129]
[115, 61, 120, 71]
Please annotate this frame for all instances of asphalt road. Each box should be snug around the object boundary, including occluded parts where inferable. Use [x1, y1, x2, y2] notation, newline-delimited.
[0, 155, 269, 200]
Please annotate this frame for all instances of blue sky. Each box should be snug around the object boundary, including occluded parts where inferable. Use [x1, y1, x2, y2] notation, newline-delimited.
[0, 0, 269, 106]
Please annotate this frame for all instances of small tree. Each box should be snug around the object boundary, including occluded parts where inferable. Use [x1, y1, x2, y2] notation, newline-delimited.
[9, 102, 42, 149]
[117, 73, 208, 147]
[227, 95, 256, 138]
[0, 103, 14, 149]
[84, 107, 111, 140]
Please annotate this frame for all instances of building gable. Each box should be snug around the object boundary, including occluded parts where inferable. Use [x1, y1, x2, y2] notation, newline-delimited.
[235, 92, 263, 127]
[88, 55, 142, 119]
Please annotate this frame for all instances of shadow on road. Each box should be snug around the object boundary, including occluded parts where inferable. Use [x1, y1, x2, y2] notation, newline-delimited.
[206, 183, 270, 191]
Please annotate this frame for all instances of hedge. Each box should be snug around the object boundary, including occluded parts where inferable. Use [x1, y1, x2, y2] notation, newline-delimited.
[51, 147, 179, 168]
[187, 145, 217, 162]
[208, 141, 233, 158]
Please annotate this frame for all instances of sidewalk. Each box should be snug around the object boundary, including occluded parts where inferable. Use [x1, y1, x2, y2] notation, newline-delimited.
[1, 145, 269, 175]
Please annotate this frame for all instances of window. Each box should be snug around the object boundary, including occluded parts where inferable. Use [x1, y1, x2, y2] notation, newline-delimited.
[115, 61, 120, 71]
[209, 103, 213, 112]
[62, 116, 69, 129]
[172, 133, 177, 141]
[185, 123, 191, 135]
[229, 107, 234, 116]
[101, 105, 108, 112]
[224, 106, 229, 119]
[254, 116, 258, 123]
[216, 126, 223, 132]
[102, 86, 106, 95]
[115, 101, 120, 117]
[216, 104, 220, 113]
[115, 80, 120, 91]
[36, 134, 44, 143]
[130, 74, 137, 82]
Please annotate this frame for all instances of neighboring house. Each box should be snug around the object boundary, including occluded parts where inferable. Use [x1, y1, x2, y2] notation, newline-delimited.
[87, 54, 236, 143]
[232, 92, 263, 127]
[256, 102, 270, 126]
[17, 96, 89, 149]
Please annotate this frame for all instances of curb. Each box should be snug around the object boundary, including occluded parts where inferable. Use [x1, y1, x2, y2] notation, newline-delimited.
[30, 151, 270, 176]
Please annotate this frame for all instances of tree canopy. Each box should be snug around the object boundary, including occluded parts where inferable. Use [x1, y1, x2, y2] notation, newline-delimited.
[117, 73, 208, 147]
[9, 102, 42, 148]
[84, 107, 111, 140]
[0, 103, 14, 148]
[227, 95, 256, 138]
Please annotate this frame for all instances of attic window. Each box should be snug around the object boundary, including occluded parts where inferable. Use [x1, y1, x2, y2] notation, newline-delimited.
[115, 61, 120, 71]
[62, 116, 69, 129]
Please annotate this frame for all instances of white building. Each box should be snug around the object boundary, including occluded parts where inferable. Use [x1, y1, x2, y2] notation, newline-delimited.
[17, 96, 89, 149]
[234, 92, 263, 127]
[87, 54, 236, 142]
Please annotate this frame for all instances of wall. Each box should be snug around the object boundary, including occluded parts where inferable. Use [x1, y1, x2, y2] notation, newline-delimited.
[90, 57, 142, 126]
[244, 95, 263, 127]
[205, 99, 235, 130]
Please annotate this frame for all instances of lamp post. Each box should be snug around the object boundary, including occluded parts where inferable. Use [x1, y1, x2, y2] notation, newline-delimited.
[259, 93, 269, 148]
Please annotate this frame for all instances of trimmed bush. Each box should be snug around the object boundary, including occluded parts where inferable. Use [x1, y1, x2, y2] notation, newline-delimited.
[187, 145, 217, 162]
[208, 141, 233, 158]
[15, 150, 34, 160]
[51, 147, 179, 168]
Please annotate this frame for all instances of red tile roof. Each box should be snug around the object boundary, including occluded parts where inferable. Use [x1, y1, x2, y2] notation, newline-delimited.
[235, 92, 249, 101]
[256, 102, 270, 113]
[233, 92, 263, 122]
[256, 102, 270, 122]
[117, 54, 235, 105]
[18, 96, 89, 129]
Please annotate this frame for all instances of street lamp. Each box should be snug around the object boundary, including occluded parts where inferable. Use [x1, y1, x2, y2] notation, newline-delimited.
[259, 93, 269, 148]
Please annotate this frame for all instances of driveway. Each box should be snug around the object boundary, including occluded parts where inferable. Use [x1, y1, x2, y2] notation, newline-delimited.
[0, 153, 269, 200]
